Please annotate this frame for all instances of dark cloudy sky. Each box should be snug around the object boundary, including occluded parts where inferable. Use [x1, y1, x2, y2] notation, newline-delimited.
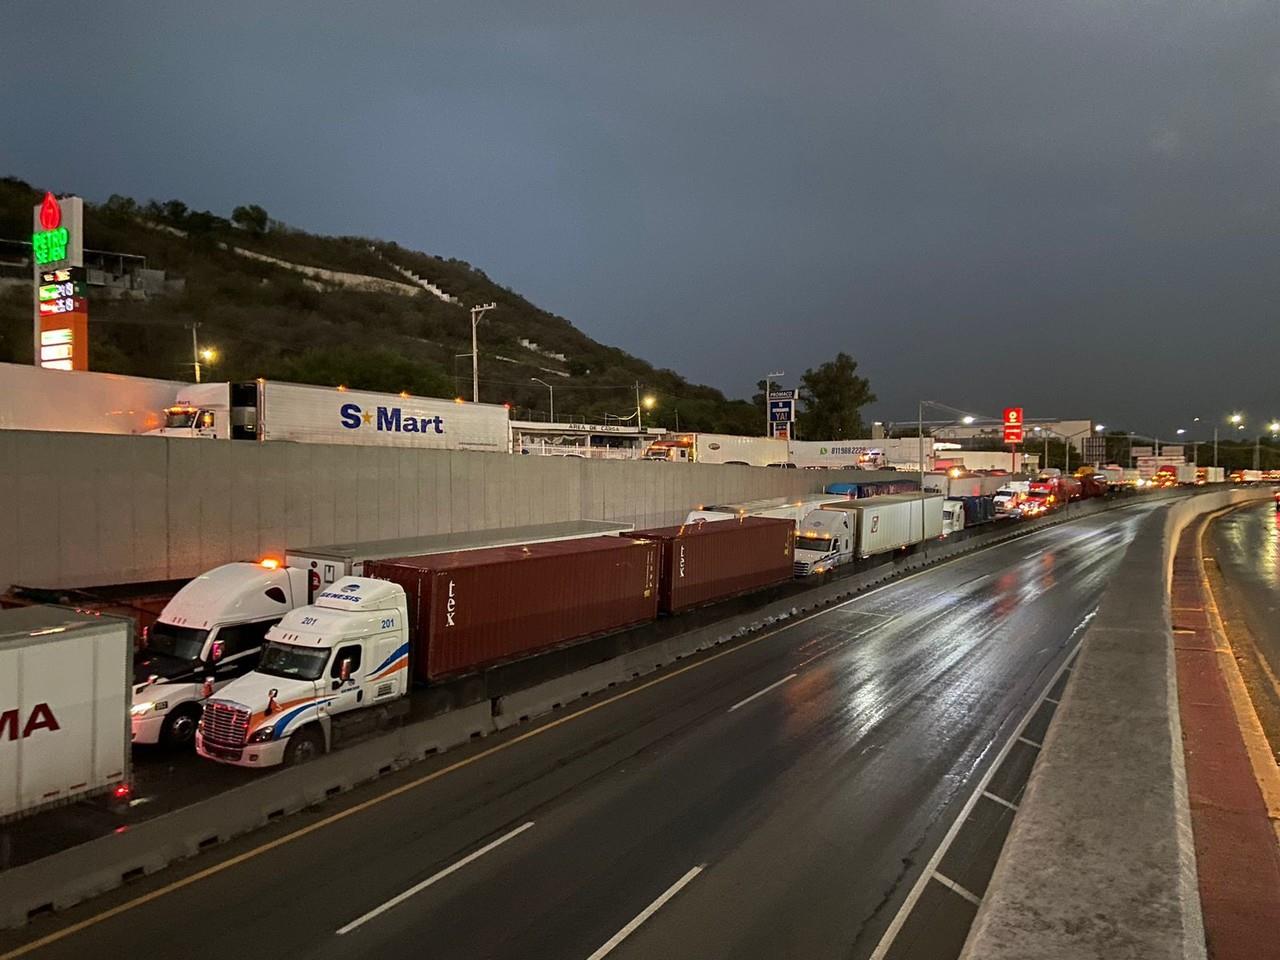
[3, 0, 1277, 436]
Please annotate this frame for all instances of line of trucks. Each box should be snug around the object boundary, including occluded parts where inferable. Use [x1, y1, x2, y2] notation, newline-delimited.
[11, 478, 1044, 816]
[2, 360, 990, 469]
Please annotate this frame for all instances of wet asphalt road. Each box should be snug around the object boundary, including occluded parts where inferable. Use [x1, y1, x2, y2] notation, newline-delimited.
[1206, 501, 1280, 761]
[0, 501, 1165, 960]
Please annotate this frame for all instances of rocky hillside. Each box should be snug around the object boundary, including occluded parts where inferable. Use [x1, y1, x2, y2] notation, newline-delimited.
[0, 177, 758, 432]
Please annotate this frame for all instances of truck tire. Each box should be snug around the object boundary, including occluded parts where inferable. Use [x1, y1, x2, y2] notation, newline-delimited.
[160, 704, 202, 749]
[284, 726, 325, 766]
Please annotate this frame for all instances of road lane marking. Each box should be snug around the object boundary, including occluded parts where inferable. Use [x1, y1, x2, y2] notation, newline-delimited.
[583, 864, 705, 960]
[932, 871, 982, 907]
[867, 609, 1092, 960]
[727, 674, 798, 712]
[1016, 735, 1042, 749]
[0, 517, 1120, 960]
[981, 790, 1019, 812]
[335, 821, 534, 935]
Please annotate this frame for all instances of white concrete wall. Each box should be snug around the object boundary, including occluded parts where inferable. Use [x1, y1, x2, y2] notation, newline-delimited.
[0, 431, 896, 589]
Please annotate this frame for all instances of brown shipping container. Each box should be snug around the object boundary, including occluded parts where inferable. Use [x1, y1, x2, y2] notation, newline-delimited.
[622, 516, 794, 614]
[363, 536, 659, 681]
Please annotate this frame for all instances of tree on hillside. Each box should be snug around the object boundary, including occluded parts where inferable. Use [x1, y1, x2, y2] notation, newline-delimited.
[798, 352, 876, 441]
[277, 345, 453, 399]
[231, 204, 270, 234]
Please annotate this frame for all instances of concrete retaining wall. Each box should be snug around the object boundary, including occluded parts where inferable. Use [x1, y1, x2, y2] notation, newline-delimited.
[961, 486, 1271, 960]
[0, 430, 894, 590]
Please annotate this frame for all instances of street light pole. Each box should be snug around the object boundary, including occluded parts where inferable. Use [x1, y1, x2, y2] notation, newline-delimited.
[469, 303, 496, 402]
[531, 377, 554, 423]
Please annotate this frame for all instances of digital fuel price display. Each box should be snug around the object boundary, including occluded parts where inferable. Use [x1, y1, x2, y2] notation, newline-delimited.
[37, 267, 86, 316]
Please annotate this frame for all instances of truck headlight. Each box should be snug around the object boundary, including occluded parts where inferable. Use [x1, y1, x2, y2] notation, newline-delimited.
[248, 727, 275, 744]
[131, 702, 154, 716]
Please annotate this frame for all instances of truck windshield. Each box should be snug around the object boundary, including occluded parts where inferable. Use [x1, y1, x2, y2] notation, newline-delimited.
[257, 641, 329, 681]
[801, 536, 839, 554]
[146, 622, 208, 662]
[163, 408, 198, 429]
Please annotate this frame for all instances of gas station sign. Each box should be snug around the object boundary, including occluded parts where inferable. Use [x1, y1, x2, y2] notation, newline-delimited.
[32, 194, 88, 371]
[1003, 407, 1024, 444]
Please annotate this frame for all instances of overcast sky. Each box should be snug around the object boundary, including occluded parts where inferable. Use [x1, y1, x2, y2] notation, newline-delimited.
[3, 0, 1277, 437]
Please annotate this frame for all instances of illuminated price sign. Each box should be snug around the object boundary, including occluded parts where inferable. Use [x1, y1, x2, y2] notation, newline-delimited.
[1003, 407, 1024, 444]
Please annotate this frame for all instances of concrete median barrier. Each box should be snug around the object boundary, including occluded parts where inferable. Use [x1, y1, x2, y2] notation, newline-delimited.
[960, 486, 1271, 960]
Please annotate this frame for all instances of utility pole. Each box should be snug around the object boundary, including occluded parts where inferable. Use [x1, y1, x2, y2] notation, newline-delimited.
[1213, 427, 1218, 468]
[190, 322, 202, 383]
[469, 303, 496, 402]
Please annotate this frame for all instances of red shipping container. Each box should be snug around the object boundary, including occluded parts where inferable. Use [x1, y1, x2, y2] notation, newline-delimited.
[622, 516, 794, 614]
[364, 536, 659, 681]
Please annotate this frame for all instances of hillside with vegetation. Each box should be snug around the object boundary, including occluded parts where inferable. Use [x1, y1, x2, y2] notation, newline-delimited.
[0, 176, 760, 432]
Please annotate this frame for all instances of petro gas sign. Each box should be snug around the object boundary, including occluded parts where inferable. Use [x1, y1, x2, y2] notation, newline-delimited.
[340, 402, 446, 436]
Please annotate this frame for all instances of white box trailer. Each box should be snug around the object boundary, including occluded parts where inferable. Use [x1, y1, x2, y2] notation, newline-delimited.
[285, 519, 636, 594]
[923, 472, 1007, 498]
[644, 433, 788, 466]
[0, 361, 182, 436]
[1, 607, 131, 820]
[850, 493, 943, 557]
[228, 380, 511, 451]
[686, 495, 851, 529]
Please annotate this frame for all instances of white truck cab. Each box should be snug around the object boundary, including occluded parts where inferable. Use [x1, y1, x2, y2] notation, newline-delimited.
[793, 507, 856, 576]
[941, 500, 965, 536]
[147, 383, 231, 439]
[131, 561, 307, 747]
[196, 577, 410, 767]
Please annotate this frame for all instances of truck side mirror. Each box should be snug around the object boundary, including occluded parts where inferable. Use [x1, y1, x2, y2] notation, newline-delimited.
[209, 640, 224, 663]
[339, 658, 352, 682]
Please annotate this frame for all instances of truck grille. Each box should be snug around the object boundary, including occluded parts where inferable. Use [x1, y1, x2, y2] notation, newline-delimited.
[793, 561, 811, 577]
[202, 701, 250, 747]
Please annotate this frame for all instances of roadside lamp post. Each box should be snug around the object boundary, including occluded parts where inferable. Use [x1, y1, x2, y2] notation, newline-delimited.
[530, 377, 554, 423]
[918, 401, 985, 553]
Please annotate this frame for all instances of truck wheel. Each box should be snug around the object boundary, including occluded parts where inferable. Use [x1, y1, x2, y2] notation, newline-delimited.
[160, 704, 202, 748]
[284, 726, 325, 766]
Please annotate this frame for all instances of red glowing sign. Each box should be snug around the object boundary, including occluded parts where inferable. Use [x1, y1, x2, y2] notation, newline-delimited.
[38, 192, 61, 231]
[1003, 407, 1024, 444]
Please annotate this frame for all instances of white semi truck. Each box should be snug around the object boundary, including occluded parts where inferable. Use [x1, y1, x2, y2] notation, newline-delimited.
[644, 433, 788, 466]
[792, 494, 944, 575]
[196, 577, 411, 767]
[151, 380, 512, 451]
[2, 607, 131, 819]
[130, 521, 631, 747]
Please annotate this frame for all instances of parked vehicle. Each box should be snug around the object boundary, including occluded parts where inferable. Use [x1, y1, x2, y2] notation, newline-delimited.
[2, 607, 131, 819]
[685, 495, 851, 528]
[825, 479, 920, 498]
[233, 380, 510, 451]
[644, 433, 788, 466]
[131, 561, 308, 747]
[849, 494, 944, 557]
[793, 506, 857, 576]
[0, 360, 179, 436]
[621, 517, 793, 613]
[924, 472, 1006, 498]
[198, 538, 661, 767]
[941, 495, 997, 535]
[137, 522, 631, 747]
[286, 520, 633, 597]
